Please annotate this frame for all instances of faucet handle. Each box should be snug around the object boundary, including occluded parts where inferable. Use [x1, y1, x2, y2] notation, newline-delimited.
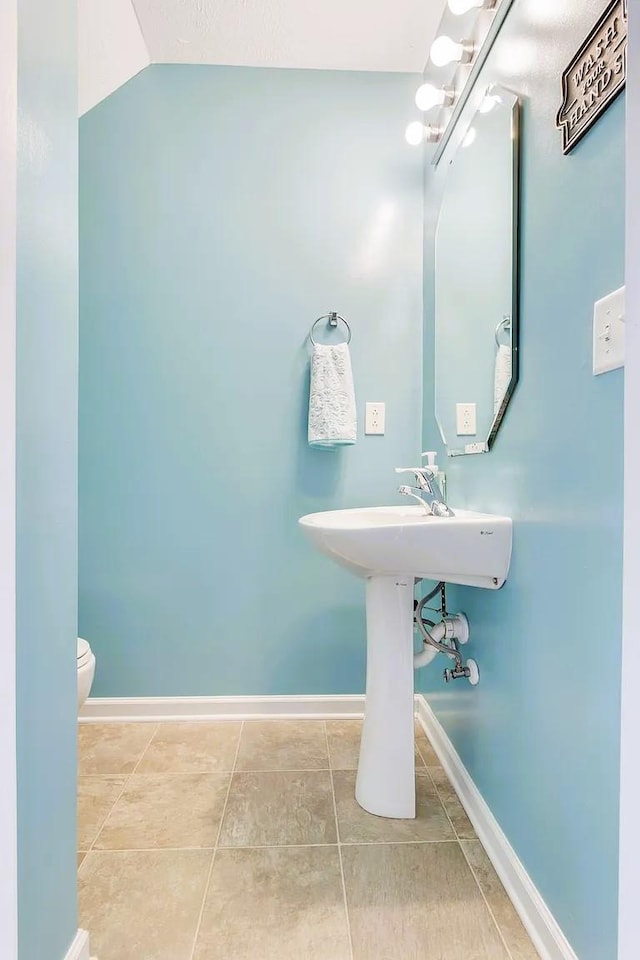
[398, 484, 431, 515]
[395, 467, 427, 485]
[396, 466, 433, 494]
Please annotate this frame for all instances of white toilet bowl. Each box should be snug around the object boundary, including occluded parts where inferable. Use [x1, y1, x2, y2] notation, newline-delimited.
[77, 637, 95, 709]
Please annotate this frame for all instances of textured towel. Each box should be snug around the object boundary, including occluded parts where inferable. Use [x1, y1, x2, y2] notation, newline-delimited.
[494, 343, 512, 415]
[308, 343, 357, 448]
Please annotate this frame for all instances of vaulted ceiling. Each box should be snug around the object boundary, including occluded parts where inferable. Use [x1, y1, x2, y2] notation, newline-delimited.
[79, 0, 446, 114]
[131, 0, 446, 72]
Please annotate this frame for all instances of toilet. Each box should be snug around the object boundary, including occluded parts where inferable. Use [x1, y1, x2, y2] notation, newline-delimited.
[77, 637, 96, 708]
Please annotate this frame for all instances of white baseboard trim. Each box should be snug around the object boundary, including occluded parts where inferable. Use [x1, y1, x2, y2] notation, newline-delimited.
[63, 929, 90, 960]
[79, 694, 369, 722]
[415, 694, 578, 960]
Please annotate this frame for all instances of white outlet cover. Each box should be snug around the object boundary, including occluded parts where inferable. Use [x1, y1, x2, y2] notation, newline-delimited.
[456, 402, 477, 436]
[464, 441, 488, 455]
[365, 402, 385, 435]
[593, 285, 625, 375]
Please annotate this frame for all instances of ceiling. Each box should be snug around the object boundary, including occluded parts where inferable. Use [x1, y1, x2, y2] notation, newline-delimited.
[79, 0, 150, 115]
[131, 0, 447, 73]
[79, 0, 446, 115]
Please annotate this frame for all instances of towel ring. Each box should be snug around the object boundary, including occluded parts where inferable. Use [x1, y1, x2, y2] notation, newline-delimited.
[494, 315, 511, 348]
[309, 312, 351, 346]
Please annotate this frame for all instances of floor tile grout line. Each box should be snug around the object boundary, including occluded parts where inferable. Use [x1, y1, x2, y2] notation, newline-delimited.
[82, 766, 357, 776]
[80, 843, 336, 854]
[77, 838, 465, 855]
[424, 763, 475, 843]
[458, 840, 517, 960]
[415, 738, 436, 768]
[78, 846, 216, 854]
[187, 719, 244, 960]
[337, 838, 461, 847]
[105, 769, 272, 776]
[324, 721, 355, 960]
[84, 723, 159, 854]
[79, 778, 129, 861]
[422, 764, 459, 839]
[82, 722, 159, 857]
[208, 766, 334, 774]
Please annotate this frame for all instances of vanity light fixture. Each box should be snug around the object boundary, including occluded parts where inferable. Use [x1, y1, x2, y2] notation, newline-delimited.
[405, 121, 442, 146]
[430, 34, 474, 67]
[407, 0, 508, 159]
[447, 0, 496, 15]
[415, 83, 455, 113]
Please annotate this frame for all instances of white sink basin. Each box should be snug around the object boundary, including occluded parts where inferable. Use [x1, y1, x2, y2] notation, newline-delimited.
[299, 505, 512, 589]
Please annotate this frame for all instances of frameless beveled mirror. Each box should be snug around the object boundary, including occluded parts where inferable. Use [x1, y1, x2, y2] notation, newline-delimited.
[435, 85, 520, 456]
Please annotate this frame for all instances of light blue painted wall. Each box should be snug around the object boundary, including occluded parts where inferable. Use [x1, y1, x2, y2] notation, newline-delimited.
[421, 2, 624, 958]
[79, 65, 423, 697]
[16, 0, 78, 957]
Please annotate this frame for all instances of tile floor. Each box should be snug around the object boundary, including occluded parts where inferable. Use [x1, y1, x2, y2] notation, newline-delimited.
[78, 719, 540, 960]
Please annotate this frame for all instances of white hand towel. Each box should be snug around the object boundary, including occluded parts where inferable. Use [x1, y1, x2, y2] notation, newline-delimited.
[308, 342, 357, 448]
[494, 343, 512, 415]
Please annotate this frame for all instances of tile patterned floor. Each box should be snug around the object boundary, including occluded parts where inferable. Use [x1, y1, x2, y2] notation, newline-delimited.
[78, 719, 540, 960]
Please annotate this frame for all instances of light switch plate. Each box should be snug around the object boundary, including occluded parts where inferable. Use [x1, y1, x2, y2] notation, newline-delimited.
[593, 285, 625, 375]
[456, 402, 477, 436]
[365, 402, 385, 435]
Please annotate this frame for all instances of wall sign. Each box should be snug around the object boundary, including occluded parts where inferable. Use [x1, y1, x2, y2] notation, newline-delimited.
[556, 0, 627, 155]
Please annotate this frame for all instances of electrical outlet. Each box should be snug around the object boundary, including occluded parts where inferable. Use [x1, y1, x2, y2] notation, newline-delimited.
[365, 402, 385, 435]
[456, 403, 477, 436]
[464, 441, 487, 455]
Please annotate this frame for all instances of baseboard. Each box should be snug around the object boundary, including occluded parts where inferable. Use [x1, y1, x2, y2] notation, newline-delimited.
[79, 694, 371, 722]
[63, 929, 90, 960]
[415, 694, 578, 960]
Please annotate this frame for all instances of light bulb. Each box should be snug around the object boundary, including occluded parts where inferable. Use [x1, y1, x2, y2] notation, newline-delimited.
[405, 122, 442, 145]
[415, 83, 454, 112]
[415, 84, 442, 112]
[430, 35, 473, 67]
[462, 126, 477, 148]
[405, 122, 425, 146]
[448, 0, 486, 14]
[478, 92, 501, 113]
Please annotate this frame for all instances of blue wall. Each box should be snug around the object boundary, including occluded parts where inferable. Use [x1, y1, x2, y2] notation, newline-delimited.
[16, 0, 78, 957]
[421, 2, 624, 958]
[79, 65, 423, 697]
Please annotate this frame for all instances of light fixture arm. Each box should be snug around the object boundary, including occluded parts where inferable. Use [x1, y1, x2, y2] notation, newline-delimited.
[458, 40, 475, 64]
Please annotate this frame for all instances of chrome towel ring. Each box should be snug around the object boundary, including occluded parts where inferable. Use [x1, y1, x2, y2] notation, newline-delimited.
[309, 312, 352, 346]
[494, 315, 511, 348]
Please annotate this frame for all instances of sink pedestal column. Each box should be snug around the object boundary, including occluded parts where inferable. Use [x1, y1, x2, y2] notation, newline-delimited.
[356, 574, 416, 818]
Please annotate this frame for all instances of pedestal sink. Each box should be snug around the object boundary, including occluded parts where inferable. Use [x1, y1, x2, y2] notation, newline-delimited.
[299, 505, 512, 818]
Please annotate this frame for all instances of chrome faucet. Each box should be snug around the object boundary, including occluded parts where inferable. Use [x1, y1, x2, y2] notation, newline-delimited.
[395, 467, 454, 517]
[398, 484, 432, 515]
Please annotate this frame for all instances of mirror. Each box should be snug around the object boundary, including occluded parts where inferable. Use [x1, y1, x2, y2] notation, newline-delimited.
[435, 86, 520, 456]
